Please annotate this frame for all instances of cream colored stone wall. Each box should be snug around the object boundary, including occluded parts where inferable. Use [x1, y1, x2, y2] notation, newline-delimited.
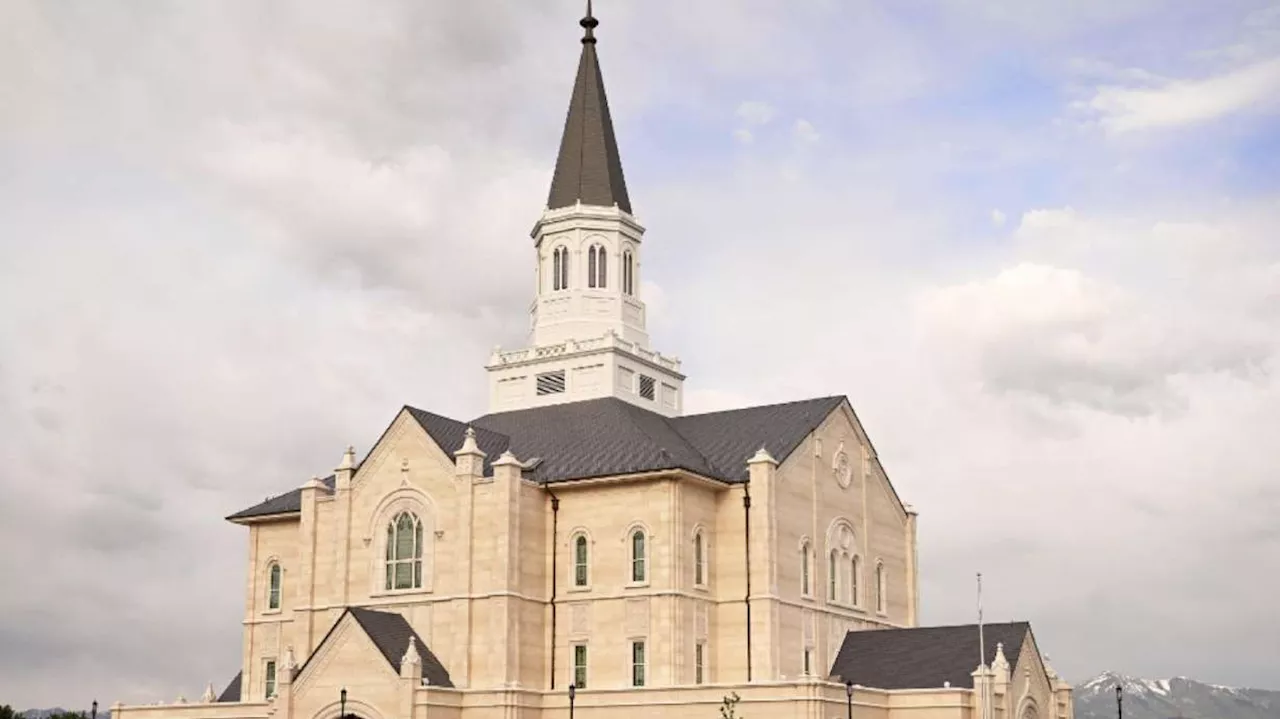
[765, 403, 913, 679]
[1005, 633, 1055, 719]
[110, 401, 1069, 719]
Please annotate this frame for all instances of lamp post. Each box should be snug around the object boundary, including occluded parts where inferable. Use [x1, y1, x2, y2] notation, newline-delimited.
[568, 683, 576, 719]
[846, 680, 854, 719]
[1115, 685, 1123, 719]
[91, 701, 98, 719]
[340, 688, 348, 719]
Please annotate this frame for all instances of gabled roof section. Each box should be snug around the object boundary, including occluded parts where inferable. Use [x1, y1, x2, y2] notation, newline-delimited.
[349, 607, 453, 687]
[227, 394, 850, 517]
[672, 396, 846, 481]
[293, 607, 454, 688]
[546, 4, 631, 213]
[829, 621, 1031, 690]
[405, 406, 511, 476]
[473, 397, 718, 482]
[215, 670, 241, 702]
[225, 475, 334, 522]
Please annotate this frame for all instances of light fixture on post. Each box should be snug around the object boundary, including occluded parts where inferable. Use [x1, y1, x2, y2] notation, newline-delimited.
[568, 683, 577, 719]
[91, 701, 98, 719]
[1115, 684, 1123, 719]
[340, 688, 348, 719]
[846, 680, 855, 719]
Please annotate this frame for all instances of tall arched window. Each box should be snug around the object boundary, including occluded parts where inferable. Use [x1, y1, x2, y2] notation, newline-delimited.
[875, 561, 886, 612]
[553, 247, 570, 291]
[574, 534, 589, 587]
[267, 562, 282, 610]
[851, 556, 861, 606]
[828, 550, 838, 601]
[385, 511, 424, 590]
[622, 250, 634, 295]
[693, 531, 706, 586]
[800, 541, 811, 596]
[631, 529, 647, 583]
[587, 245, 607, 288]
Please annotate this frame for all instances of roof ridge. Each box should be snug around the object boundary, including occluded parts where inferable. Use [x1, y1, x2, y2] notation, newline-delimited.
[614, 400, 716, 474]
[679, 394, 846, 420]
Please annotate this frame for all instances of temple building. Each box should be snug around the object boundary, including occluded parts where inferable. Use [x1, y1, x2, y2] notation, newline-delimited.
[112, 6, 1074, 719]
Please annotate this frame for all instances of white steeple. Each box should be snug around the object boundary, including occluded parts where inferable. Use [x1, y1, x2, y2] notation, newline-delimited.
[484, 4, 685, 417]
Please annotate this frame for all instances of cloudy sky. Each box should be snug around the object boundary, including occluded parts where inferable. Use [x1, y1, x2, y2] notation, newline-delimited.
[2, 0, 1279, 708]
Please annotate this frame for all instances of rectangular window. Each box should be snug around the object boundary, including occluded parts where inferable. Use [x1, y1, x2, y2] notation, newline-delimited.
[573, 644, 588, 689]
[638, 374, 655, 400]
[264, 660, 277, 699]
[536, 370, 566, 395]
[695, 643, 705, 684]
[631, 641, 646, 687]
[803, 648, 812, 675]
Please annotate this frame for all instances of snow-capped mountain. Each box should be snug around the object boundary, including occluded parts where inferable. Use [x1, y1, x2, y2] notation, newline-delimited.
[1075, 672, 1279, 719]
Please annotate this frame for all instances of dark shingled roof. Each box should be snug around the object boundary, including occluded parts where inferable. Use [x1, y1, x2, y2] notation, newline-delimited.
[215, 670, 241, 702]
[829, 622, 1032, 690]
[546, 5, 631, 213]
[227, 395, 847, 519]
[348, 607, 454, 687]
[288, 607, 453, 688]
[225, 475, 334, 521]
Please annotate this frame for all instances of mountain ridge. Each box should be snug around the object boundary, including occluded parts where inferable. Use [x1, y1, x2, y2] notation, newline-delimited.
[1074, 671, 1279, 719]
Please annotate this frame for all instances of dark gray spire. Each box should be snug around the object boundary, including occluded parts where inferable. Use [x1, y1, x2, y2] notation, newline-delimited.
[546, 1, 632, 214]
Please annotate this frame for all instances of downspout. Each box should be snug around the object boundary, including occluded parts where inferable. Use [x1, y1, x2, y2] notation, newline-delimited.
[547, 489, 561, 690]
[743, 480, 753, 682]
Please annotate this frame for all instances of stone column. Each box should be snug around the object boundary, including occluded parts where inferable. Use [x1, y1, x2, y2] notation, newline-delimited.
[454, 427, 486, 689]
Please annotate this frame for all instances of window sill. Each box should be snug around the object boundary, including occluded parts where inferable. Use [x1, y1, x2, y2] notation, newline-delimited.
[370, 587, 433, 598]
[262, 608, 282, 616]
[692, 583, 709, 593]
[800, 593, 815, 602]
[567, 584, 592, 594]
[625, 580, 651, 589]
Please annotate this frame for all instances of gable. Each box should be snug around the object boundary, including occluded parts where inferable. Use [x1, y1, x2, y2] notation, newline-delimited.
[293, 607, 454, 691]
[830, 622, 1031, 690]
[228, 394, 857, 517]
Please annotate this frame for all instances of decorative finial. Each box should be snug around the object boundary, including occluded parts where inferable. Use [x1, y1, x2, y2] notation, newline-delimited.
[201, 682, 217, 703]
[580, 0, 598, 44]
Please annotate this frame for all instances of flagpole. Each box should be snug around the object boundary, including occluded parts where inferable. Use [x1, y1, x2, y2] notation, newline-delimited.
[978, 572, 987, 719]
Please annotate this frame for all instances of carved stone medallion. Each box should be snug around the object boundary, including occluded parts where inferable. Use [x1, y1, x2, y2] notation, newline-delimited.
[833, 441, 852, 488]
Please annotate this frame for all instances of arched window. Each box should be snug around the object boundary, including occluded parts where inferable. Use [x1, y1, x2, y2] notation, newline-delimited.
[267, 563, 282, 610]
[622, 250, 634, 295]
[630, 529, 647, 583]
[385, 511, 424, 590]
[875, 561, 886, 612]
[851, 555, 861, 606]
[800, 541, 811, 596]
[553, 247, 570, 291]
[587, 245, 607, 288]
[828, 550, 838, 601]
[574, 534, 589, 587]
[693, 531, 706, 586]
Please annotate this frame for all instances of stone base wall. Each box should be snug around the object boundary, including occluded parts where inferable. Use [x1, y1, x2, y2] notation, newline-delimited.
[116, 682, 976, 719]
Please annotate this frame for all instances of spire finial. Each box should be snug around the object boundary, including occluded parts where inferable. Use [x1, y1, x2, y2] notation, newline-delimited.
[580, 0, 598, 44]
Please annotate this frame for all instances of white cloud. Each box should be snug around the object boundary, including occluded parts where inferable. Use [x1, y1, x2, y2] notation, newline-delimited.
[793, 118, 820, 143]
[732, 128, 755, 144]
[1084, 56, 1280, 134]
[990, 208, 1006, 227]
[736, 99, 777, 126]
